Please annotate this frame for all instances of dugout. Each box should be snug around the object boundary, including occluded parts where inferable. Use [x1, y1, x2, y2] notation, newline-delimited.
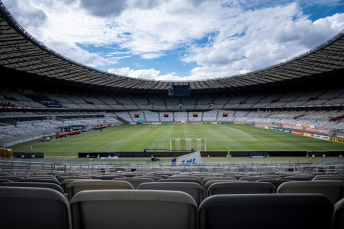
[13, 152, 44, 158]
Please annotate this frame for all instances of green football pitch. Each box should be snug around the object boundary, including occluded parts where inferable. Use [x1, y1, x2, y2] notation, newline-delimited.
[9, 124, 344, 157]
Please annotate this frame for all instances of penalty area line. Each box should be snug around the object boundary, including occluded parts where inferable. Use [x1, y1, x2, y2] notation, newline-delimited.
[95, 140, 117, 152]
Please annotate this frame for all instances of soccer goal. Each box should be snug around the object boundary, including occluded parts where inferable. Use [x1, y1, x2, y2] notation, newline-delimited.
[170, 138, 206, 151]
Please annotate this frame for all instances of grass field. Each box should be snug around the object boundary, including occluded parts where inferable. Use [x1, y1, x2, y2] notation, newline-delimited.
[10, 124, 344, 157]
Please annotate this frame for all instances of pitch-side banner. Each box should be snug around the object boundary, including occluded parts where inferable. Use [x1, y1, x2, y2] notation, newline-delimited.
[172, 151, 202, 165]
[282, 124, 334, 135]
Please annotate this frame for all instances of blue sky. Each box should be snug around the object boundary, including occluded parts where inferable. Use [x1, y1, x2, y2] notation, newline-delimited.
[2, 0, 344, 81]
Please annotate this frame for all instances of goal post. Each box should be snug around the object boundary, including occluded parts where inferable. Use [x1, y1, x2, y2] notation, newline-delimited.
[170, 138, 206, 151]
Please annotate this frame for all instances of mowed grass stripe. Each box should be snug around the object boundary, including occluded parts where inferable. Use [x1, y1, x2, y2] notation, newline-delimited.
[9, 124, 344, 156]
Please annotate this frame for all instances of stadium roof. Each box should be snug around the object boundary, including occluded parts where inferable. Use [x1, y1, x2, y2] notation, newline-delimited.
[1, 2, 344, 96]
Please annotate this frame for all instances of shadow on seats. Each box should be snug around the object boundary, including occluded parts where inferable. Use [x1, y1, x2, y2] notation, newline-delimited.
[333, 198, 344, 229]
[199, 194, 333, 229]
[0, 186, 71, 229]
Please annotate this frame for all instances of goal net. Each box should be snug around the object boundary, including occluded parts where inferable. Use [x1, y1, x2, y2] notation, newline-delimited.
[170, 138, 206, 151]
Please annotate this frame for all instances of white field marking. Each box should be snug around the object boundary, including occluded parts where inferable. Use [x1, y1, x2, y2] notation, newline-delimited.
[227, 126, 282, 150]
[95, 139, 118, 151]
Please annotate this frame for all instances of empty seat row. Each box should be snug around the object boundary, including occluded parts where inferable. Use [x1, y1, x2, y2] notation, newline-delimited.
[2, 175, 344, 205]
[1, 186, 343, 229]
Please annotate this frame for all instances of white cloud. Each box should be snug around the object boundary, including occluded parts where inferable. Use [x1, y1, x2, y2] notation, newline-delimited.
[141, 53, 164, 59]
[44, 41, 117, 67]
[180, 3, 344, 78]
[108, 67, 184, 81]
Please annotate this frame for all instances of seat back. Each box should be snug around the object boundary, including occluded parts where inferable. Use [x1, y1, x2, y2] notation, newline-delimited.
[67, 180, 133, 201]
[61, 179, 93, 193]
[208, 181, 276, 197]
[134, 175, 162, 182]
[313, 176, 344, 181]
[202, 177, 237, 187]
[333, 198, 344, 229]
[71, 190, 197, 229]
[203, 180, 241, 198]
[137, 182, 203, 206]
[0, 181, 64, 194]
[199, 194, 333, 229]
[0, 179, 12, 184]
[239, 176, 275, 181]
[159, 178, 202, 185]
[256, 179, 291, 189]
[277, 181, 344, 204]
[168, 175, 200, 180]
[114, 177, 154, 189]
[282, 176, 313, 181]
[95, 175, 126, 180]
[18, 178, 61, 186]
[0, 176, 28, 181]
[0, 186, 71, 229]
[57, 176, 92, 182]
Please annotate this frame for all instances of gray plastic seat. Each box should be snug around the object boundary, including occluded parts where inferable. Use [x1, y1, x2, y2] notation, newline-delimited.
[159, 178, 202, 185]
[282, 176, 313, 181]
[239, 176, 275, 181]
[57, 176, 92, 182]
[95, 175, 126, 180]
[208, 181, 276, 197]
[61, 178, 93, 193]
[113, 177, 154, 189]
[256, 179, 291, 189]
[333, 198, 344, 229]
[135, 175, 163, 182]
[0, 181, 64, 194]
[0, 176, 28, 181]
[0, 179, 12, 184]
[168, 175, 200, 180]
[137, 182, 203, 206]
[18, 178, 61, 186]
[313, 176, 344, 181]
[0, 186, 71, 229]
[277, 180, 344, 204]
[204, 180, 241, 198]
[71, 190, 197, 229]
[199, 194, 333, 229]
[202, 177, 237, 188]
[67, 180, 133, 201]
